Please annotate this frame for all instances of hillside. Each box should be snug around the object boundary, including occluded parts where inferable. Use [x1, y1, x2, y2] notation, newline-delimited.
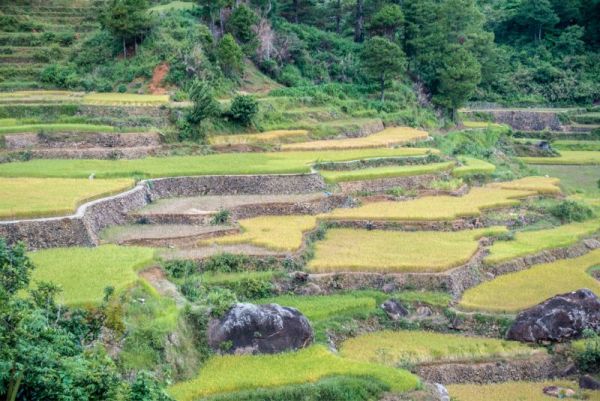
[0, 1, 600, 401]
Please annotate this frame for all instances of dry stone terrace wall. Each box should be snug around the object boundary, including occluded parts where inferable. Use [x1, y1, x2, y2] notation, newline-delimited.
[464, 109, 564, 131]
[0, 174, 327, 250]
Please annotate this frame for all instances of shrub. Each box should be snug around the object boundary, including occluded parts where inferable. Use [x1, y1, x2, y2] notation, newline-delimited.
[163, 260, 197, 279]
[575, 329, 600, 373]
[549, 200, 594, 223]
[183, 79, 220, 141]
[229, 95, 259, 126]
[211, 209, 231, 225]
[206, 288, 238, 317]
[217, 34, 244, 78]
[202, 253, 250, 273]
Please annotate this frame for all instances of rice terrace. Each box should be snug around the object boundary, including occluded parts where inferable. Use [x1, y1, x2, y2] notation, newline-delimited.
[1, 0, 600, 401]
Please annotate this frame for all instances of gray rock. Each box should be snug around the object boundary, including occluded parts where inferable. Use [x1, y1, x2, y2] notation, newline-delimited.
[506, 289, 600, 343]
[433, 383, 450, 401]
[580, 375, 600, 390]
[208, 303, 313, 354]
[416, 305, 433, 317]
[381, 299, 409, 321]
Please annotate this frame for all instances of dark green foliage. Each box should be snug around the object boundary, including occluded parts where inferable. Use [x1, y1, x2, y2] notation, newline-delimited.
[368, 4, 404, 40]
[0, 239, 34, 296]
[201, 376, 389, 401]
[202, 253, 254, 273]
[229, 95, 259, 126]
[575, 329, 600, 373]
[210, 209, 231, 225]
[208, 276, 275, 301]
[360, 36, 406, 101]
[227, 4, 259, 46]
[205, 288, 238, 317]
[130, 371, 174, 401]
[163, 260, 198, 280]
[548, 200, 594, 223]
[102, 0, 152, 58]
[217, 34, 244, 78]
[183, 79, 220, 141]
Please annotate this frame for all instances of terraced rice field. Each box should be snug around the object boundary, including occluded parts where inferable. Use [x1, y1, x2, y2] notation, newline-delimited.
[521, 150, 600, 165]
[82, 93, 170, 106]
[340, 330, 538, 365]
[453, 156, 496, 177]
[308, 227, 507, 273]
[209, 130, 309, 146]
[485, 219, 600, 265]
[167, 345, 419, 401]
[321, 181, 556, 222]
[281, 127, 430, 150]
[447, 381, 600, 401]
[0, 148, 436, 178]
[28, 245, 156, 306]
[489, 176, 562, 194]
[319, 161, 454, 183]
[0, 177, 134, 219]
[0, 123, 115, 135]
[201, 215, 317, 251]
[459, 249, 600, 313]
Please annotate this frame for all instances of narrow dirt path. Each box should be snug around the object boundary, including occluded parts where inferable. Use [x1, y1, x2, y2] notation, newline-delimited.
[139, 266, 186, 307]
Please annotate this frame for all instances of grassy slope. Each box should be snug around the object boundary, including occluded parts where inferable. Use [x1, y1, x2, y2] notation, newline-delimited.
[0, 148, 435, 178]
[521, 151, 600, 165]
[29, 245, 156, 306]
[0, 177, 134, 219]
[308, 227, 507, 273]
[459, 249, 600, 313]
[167, 345, 419, 401]
[340, 330, 538, 365]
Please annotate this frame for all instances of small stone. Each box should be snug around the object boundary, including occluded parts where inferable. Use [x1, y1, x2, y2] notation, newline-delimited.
[543, 386, 576, 398]
[382, 283, 397, 293]
[433, 383, 450, 401]
[296, 282, 322, 296]
[580, 374, 600, 390]
[583, 239, 600, 249]
[416, 305, 433, 317]
[380, 299, 409, 321]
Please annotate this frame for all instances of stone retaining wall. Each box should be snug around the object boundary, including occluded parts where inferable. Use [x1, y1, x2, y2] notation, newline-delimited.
[337, 173, 443, 193]
[4, 132, 161, 150]
[0, 174, 326, 250]
[417, 354, 563, 384]
[465, 110, 564, 131]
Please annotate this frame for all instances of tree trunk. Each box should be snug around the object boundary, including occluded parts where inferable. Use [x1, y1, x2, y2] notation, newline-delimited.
[6, 369, 22, 401]
[220, 9, 225, 36]
[293, 0, 299, 23]
[380, 73, 385, 102]
[354, 0, 364, 42]
[122, 38, 127, 59]
[335, 0, 341, 33]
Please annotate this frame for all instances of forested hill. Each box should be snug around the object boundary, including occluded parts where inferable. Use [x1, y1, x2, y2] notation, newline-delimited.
[2, 0, 598, 117]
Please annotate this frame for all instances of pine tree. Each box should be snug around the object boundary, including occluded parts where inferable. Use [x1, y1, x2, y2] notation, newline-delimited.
[360, 36, 406, 101]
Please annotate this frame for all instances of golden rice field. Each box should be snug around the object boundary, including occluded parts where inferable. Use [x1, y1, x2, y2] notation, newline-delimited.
[485, 219, 600, 265]
[281, 127, 429, 151]
[28, 245, 156, 306]
[308, 227, 507, 273]
[209, 130, 309, 145]
[462, 121, 506, 129]
[0, 178, 134, 219]
[448, 381, 600, 401]
[200, 215, 317, 251]
[460, 249, 600, 313]
[521, 151, 600, 165]
[340, 330, 538, 366]
[489, 176, 562, 194]
[167, 345, 419, 401]
[321, 185, 540, 222]
[452, 156, 496, 177]
[82, 93, 170, 106]
[319, 161, 454, 183]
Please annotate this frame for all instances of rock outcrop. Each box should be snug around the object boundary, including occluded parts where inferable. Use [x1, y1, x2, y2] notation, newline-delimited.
[380, 299, 409, 320]
[208, 303, 313, 354]
[506, 289, 600, 343]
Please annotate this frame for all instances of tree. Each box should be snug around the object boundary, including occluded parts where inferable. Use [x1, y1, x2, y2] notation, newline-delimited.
[354, 0, 365, 42]
[514, 0, 559, 42]
[360, 36, 406, 101]
[102, 0, 152, 58]
[227, 4, 259, 44]
[433, 46, 481, 121]
[185, 79, 220, 141]
[229, 95, 259, 126]
[368, 4, 404, 40]
[217, 34, 244, 78]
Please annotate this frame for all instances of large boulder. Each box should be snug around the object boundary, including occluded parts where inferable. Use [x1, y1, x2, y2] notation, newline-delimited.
[208, 303, 313, 354]
[506, 289, 600, 343]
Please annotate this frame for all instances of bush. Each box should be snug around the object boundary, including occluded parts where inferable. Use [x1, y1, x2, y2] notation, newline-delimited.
[163, 260, 197, 279]
[202, 253, 249, 273]
[206, 288, 238, 317]
[549, 200, 594, 223]
[210, 209, 231, 225]
[229, 95, 258, 126]
[575, 329, 600, 373]
[217, 34, 244, 78]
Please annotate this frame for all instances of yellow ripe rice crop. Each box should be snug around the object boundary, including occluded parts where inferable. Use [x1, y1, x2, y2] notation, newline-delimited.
[281, 127, 429, 151]
[0, 177, 134, 219]
[462, 121, 506, 129]
[209, 130, 309, 145]
[308, 227, 507, 273]
[28, 245, 156, 306]
[82, 93, 170, 106]
[485, 219, 600, 265]
[448, 381, 600, 401]
[320, 161, 454, 183]
[321, 185, 537, 222]
[452, 156, 496, 177]
[459, 249, 600, 313]
[201, 215, 317, 251]
[340, 330, 538, 366]
[167, 345, 419, 401]
[521, 151, 600, 165]
[489, 176, 562, 194]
